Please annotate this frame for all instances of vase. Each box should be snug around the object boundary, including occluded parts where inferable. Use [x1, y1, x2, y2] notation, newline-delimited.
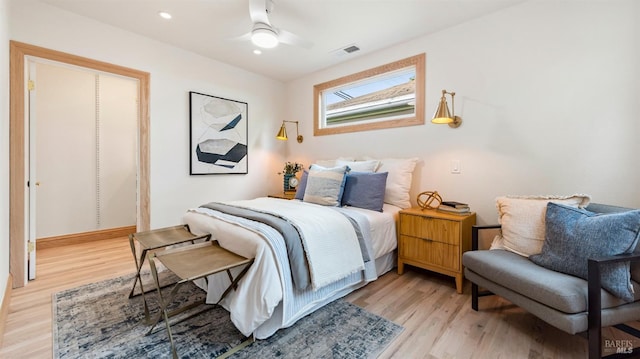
[283, 173, 294, 192]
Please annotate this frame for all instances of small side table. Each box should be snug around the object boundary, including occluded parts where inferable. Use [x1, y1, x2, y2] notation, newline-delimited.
[397, 208, 476, 294]
[268, 191, 296, 200]
[128, 224, 211, 322]
[147, 241, 254, 358]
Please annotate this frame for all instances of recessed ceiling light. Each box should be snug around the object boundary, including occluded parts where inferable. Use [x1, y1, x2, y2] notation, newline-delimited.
[253, 49, 262, 55]
[158, 11, 172, 19]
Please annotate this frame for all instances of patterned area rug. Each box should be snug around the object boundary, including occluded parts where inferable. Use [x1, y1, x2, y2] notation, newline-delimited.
[53, 272, 403, 358]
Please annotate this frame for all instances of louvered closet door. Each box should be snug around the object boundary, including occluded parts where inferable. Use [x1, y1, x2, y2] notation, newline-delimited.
[34, 61, 137, 238]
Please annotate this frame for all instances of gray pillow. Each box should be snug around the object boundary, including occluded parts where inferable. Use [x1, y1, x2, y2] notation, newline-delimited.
[341, 172, 388, 212]
[530, 202, 640, 302]
[294, 170, 308, 200]
[302, 165, 349, 206]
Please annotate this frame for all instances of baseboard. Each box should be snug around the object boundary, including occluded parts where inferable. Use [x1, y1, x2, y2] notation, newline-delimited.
[0, 274, 13, 348]
[37, 225, 136, 249]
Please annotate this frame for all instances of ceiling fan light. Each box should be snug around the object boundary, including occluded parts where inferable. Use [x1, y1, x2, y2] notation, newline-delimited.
[251, 28, 279, 48]
[158, 11, 172, 19]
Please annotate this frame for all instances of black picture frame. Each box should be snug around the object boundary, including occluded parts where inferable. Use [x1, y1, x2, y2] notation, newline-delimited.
[189, 91, 248, 175]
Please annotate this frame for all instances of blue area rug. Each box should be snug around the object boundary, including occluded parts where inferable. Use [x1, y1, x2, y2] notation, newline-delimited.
[53, 272, 403, 358]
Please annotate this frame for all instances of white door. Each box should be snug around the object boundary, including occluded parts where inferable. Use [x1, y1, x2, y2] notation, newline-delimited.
[27, 63, 37, 280]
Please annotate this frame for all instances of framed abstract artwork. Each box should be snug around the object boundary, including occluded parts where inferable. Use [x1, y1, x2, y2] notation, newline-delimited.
[189, 92, 248, 175]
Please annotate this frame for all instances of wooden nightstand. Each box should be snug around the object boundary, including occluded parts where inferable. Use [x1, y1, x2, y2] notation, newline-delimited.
[397, 207, 476, 294]
[268, 191, 296, 200]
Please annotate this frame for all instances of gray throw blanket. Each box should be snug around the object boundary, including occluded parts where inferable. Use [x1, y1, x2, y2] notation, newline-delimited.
[201, 202, 311, 290]
[200, 202, 373, 291]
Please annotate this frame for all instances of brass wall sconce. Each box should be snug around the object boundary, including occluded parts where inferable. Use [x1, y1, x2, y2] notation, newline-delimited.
[276, 121, 304, 143]
[431, 89, 462, 128]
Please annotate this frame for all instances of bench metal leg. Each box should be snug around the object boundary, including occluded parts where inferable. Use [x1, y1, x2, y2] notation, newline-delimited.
[216, 336, 255, 359]
[217, 265, 252, 305]
[128, 236, 153, 323]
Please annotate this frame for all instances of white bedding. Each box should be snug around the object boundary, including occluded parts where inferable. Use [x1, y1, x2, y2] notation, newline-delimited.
[224, 198, 365, 289]
[346, 203, 401, 258]
[182, 198, 399, 339]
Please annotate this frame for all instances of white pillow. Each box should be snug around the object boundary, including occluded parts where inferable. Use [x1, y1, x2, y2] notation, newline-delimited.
[365, 157, 419, 209]
[335, 159, 380, 172]
[313, 157, 355, 168]
[303, 165, 349, 206]
[490, 194, 591, 257]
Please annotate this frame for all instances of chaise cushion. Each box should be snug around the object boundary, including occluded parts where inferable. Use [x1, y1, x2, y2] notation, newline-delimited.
[530, 203, 640, 302]
[463, 249, 639, 314]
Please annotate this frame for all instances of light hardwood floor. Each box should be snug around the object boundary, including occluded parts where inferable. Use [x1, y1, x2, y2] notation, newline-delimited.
[1, 237, 636, 358]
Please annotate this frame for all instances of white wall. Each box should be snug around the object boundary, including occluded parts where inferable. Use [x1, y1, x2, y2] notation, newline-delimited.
[285, 0, 640, 224]
[8, 0, 288, 229]
[3, 2, 639, 295]
[1, 0, 10, 301]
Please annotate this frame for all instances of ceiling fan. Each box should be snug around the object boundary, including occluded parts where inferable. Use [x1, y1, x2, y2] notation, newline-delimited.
[238, 0, 313, 49]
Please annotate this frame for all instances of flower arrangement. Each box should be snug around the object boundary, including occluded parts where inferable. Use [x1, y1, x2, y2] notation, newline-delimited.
[283, 162, 304, 175]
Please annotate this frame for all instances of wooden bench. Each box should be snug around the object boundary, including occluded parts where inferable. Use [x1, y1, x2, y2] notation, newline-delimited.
[147, 241, 254, 358]
[128, 224, 211, 322]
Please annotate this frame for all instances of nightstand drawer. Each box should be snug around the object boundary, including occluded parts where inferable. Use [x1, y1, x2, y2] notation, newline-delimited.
[399, 214, 460, 245]
[399, 235, 460, 271]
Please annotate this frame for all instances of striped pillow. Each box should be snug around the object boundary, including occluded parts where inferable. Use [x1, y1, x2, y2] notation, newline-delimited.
[303, 165, 350, 206]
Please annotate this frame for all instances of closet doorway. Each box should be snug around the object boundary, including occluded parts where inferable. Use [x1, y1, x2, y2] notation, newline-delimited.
[10, 41, 150, 288]
[27, 60, 138, 280]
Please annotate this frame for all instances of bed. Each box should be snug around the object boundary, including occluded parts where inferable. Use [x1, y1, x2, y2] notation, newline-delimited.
[181, 157, 419, 339]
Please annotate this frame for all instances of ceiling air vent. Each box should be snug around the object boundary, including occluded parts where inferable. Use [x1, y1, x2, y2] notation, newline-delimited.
[330, 44, 361, 57]
[343, 45, 360, 53]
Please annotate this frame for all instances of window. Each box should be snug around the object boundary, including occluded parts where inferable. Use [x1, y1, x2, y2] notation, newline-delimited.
[314, 53, 425, 136]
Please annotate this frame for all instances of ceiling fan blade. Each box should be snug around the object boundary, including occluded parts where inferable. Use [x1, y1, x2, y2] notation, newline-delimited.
[277, 29, 313, 49]
[228, 31, 253, 42]
[249, 0, 271, 26]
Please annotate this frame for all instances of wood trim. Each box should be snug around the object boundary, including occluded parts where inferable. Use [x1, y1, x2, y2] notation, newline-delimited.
[0, 274, 13, 348]
[9, 41, 150, 288]
[9, 41, 26, 289]
[36, 226, 136, 249]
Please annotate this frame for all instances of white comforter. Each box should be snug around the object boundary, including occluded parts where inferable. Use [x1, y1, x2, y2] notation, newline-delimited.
[183, 198, 398, 338]
[225, 198, 365, 289]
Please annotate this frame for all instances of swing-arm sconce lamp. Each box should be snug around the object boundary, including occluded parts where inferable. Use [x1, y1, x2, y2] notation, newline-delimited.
[276, 121, 304, 143]
[431, 89, 462, 128]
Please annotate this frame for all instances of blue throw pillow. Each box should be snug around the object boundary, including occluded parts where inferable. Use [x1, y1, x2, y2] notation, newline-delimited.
[530, 202, 640, 302]
[341, 172, 388, 212]
[294, 170, 308, 200]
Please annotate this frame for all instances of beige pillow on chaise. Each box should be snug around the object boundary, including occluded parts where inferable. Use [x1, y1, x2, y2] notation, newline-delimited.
[490, 194, 591, 257]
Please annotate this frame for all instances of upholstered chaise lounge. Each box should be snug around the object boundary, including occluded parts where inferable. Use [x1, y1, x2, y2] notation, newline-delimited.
[463, 201, 640, 359]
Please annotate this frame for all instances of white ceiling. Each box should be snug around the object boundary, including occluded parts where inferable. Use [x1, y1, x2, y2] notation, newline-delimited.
[38, 0, 524, 82]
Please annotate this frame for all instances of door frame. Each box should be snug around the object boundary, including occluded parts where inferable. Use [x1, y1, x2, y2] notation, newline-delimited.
[9, 41, 151, 288]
